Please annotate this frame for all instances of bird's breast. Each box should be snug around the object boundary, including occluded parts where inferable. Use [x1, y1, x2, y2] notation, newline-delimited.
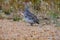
[24, 17, 34, 23]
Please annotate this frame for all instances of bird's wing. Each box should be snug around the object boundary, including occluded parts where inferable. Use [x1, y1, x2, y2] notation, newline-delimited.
[25, 10, 37, 19]
[24, 9, 39, 22]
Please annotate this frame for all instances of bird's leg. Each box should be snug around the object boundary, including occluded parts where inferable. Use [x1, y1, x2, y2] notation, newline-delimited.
[30, 23, 33, 26]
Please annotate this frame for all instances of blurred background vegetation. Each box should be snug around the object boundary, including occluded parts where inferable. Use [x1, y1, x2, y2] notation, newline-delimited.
[0, 0, 60, 26]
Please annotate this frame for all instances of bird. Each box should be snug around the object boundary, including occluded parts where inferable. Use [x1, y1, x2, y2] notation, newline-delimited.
[23, 3, 39, 26]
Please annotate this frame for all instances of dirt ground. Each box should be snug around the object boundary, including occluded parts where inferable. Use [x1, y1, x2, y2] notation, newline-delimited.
[0, 19, 60, 40]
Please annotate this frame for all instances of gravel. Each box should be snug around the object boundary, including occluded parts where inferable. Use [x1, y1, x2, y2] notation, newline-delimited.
[0, 19, 60, 40]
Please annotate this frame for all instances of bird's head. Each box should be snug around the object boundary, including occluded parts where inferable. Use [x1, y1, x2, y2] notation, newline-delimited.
[23, 2, 32, 10]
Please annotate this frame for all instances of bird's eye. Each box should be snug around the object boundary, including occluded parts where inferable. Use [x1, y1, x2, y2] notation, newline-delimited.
[25, 16, 27, 17]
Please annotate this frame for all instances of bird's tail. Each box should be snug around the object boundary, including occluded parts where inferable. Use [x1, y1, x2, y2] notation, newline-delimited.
[36, 21, 39, 24]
